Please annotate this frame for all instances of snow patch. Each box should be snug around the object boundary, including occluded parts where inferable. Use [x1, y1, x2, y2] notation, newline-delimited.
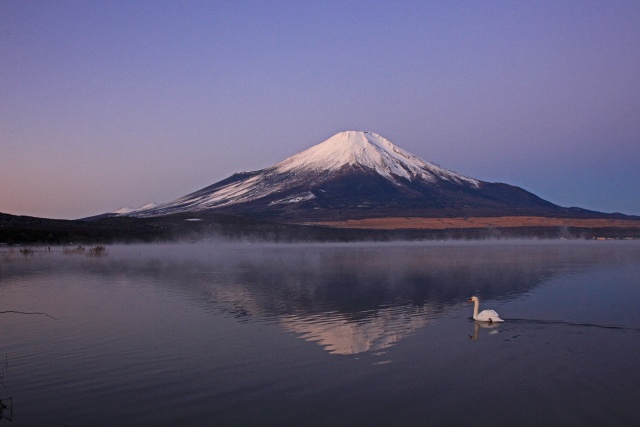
[268, 192, 316, 205]
[137, 202, 159, 211]
[113, 207, 135, 214]
[117, 202, 159, 216]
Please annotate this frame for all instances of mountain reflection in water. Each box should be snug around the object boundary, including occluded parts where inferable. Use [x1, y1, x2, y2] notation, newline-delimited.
[3, 241, 640, 427]
[279, 304, 433, 354]
[4, 241, 630, 356]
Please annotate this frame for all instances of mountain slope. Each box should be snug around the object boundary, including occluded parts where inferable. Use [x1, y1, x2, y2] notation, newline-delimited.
[125, 131, 598, 221]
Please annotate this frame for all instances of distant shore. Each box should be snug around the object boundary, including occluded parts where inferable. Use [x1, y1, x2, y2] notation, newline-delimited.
[309, 216, 640, 230]
[2, 212, 640, 244]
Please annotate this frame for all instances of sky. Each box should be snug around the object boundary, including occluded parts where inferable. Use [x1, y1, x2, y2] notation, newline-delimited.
[1, 1, 639, 219]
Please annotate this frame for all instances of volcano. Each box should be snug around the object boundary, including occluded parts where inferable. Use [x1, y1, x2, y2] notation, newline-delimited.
[123, 131, 597, 222]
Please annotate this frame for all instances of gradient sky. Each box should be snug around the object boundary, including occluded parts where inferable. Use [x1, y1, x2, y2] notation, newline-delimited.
[2, 1, 639, 219]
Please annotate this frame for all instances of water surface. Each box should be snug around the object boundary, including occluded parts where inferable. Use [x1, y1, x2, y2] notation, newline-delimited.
[1, 241, 639, 426]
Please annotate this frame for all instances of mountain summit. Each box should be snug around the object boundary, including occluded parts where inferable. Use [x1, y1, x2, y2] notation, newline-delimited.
[125, 131, 581, 221]
[275, 131, 478, 186]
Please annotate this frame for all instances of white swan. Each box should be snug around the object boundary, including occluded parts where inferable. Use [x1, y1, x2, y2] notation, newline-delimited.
[468, 296, 504, 323]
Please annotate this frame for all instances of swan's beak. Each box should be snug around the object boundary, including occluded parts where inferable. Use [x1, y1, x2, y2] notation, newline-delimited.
[467, 298, 473, 303]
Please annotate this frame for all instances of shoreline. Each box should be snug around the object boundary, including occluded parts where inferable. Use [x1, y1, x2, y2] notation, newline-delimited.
[306, 216, 640, 230]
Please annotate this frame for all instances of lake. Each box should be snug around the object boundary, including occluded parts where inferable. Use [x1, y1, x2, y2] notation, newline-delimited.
[1, 240, 640, 426]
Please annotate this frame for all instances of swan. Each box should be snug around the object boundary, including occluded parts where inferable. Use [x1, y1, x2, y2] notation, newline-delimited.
[468, 296, 504, 323]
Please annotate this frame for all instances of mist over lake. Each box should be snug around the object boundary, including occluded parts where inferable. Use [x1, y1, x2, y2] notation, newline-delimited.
[1, 240, 640, 426]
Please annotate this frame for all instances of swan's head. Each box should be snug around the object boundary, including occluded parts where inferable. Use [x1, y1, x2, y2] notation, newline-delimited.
[468, 296, 479, 303]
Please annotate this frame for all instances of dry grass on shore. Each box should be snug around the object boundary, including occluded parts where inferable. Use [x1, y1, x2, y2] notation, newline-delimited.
[308, 216, 640, 230]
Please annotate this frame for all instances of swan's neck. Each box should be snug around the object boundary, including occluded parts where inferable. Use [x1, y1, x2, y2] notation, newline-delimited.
[473, 299, 479, 319]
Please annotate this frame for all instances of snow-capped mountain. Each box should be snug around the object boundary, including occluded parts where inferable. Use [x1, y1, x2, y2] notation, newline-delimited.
[124, 131, 569, 221]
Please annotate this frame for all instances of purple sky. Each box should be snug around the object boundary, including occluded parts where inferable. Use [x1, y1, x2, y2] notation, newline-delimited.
[2, 1, 639, 219]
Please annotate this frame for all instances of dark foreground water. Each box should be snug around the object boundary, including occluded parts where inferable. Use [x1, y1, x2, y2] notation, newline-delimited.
[1, 240, 639, 426]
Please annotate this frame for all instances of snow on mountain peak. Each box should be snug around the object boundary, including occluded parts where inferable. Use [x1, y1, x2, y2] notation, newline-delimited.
[276, 131, 478, 185]
[128, 131, 479, 217]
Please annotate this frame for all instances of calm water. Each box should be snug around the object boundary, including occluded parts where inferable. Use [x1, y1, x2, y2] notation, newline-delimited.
[1, 240, 640, 426]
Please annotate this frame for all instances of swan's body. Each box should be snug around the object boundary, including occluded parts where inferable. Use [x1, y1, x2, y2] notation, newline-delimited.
[468, 296, 504, 323]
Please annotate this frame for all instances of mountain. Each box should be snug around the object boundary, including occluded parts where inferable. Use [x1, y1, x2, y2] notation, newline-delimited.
[122, 131, 609, 222]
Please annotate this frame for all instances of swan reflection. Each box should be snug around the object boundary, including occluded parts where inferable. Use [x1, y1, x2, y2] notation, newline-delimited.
[469, 321, 501, 340]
